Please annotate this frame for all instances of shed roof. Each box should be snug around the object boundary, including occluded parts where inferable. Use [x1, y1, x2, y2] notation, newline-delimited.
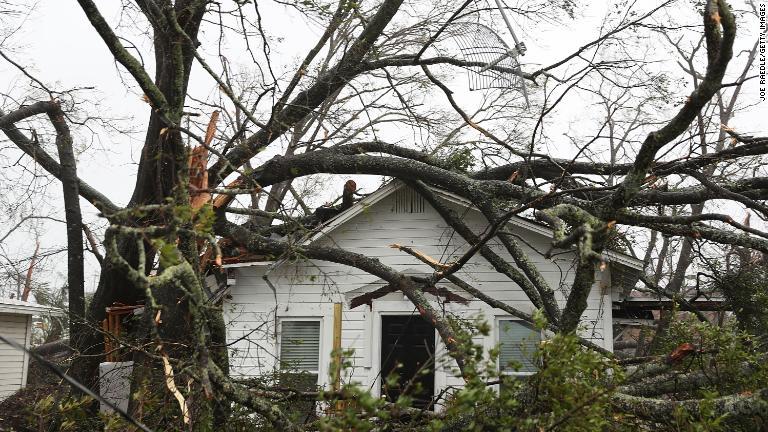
[0, 298, 64, 316]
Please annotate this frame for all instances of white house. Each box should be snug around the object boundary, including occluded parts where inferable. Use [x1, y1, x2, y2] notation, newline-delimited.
[221, 181, 643, 408]
[0, 298, 60, 399]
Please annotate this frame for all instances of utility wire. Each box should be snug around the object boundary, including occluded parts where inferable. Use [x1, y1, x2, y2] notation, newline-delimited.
[0, 333, 154, 432]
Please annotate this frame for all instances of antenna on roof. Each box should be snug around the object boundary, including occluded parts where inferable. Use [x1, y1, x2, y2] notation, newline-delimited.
[482, 0, 527, 70]
[426, 0, 530, 107]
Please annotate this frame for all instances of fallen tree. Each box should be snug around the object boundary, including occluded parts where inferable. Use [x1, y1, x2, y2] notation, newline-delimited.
[1, 0, 767, 430]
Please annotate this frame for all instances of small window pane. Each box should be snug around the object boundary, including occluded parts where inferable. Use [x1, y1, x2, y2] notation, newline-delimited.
[280, 321, 320, 372]
[498, 320, 540, 373]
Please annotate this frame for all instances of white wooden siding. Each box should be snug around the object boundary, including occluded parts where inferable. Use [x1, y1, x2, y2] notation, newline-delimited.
[224, 185, 613, 400]
[0, 313, 30, 399]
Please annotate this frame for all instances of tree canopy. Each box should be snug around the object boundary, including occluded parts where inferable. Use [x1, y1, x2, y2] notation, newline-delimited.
[1, 0, 767, 430]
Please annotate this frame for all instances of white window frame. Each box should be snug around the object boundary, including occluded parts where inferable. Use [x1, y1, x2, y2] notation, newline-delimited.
[277, 317, 324, 382]
[495, 317, 543, 378]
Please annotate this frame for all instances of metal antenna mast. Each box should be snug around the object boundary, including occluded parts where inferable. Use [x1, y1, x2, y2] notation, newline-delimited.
[484, 0, 529, 106]
[430, 0, 531, 107]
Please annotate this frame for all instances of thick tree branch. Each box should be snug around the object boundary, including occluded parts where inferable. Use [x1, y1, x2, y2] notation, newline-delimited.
[46, 103, 86, 359]
[210, 0, 405, 183]
[613, 388, 768, 426]
[75, 0, 170, 113]
[0, 102, 119, 214]
[607, 0, 735, 213]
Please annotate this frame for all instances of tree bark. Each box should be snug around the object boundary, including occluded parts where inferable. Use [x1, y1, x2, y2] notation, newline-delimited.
[72, 2, 208, 388]
[47, 105, 86, 359]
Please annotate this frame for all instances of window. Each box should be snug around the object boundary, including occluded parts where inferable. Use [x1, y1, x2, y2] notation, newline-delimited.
[498, 320, 541, 375]
[279, 320, 321, 373]
[278, 320, 321, 420]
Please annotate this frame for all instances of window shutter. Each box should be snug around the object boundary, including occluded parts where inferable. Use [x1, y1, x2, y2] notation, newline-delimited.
[498, 320, 540, 373]
[280, 321, 320, 372]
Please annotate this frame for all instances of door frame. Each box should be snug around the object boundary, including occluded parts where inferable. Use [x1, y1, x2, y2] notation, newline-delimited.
[378, 313, 436, 406]
[369, 299, 455, 400]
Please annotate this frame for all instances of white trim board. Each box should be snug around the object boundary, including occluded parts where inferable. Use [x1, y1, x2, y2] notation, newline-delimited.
[20, 314, 32, 390]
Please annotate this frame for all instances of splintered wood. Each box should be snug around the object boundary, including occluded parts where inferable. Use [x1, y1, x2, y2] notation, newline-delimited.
[102, 304, 143, 362]
[389, 243, 453, 270]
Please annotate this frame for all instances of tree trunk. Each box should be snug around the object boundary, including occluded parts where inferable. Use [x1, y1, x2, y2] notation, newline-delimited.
[70, 0, 214, 395]
[47, 107, 86, 361]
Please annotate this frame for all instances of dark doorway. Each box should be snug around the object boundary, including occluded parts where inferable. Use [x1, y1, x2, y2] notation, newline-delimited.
[380, 315, 435, 409]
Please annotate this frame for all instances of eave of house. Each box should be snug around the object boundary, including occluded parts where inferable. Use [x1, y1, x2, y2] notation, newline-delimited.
[342, 268, 471, 308]
[614, 296, 728, 312]
[222, 260, 275, 268]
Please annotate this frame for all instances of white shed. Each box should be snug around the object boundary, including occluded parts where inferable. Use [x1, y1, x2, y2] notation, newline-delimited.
[0, 298, 60, 399]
